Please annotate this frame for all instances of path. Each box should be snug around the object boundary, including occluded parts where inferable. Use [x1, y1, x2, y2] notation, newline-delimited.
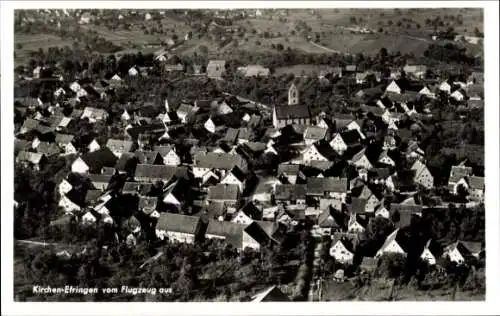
[15, 239, 59, 247]
[403, 35, 431, 43]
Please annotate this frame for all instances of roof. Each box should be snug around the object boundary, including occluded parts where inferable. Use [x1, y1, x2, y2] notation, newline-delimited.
[306, 177, 348, 195]
[156, 213, 200, 234]
[122, 182, 154, 195]
[459, 241, 483, 254]
[207, 184, 239, 201]
[134, 151, 161, 164]
[88, 173, 113, 185]
[274, 105, 310, 120]
[378, 228, 408, 255]
[138, 196, 158, 211]
[340, 130, 362, 146]
[251, 286, 290, 302]
[468, 176, 484, 190]
[360, 256, 379, 270]
[36, 142, 61, 156]
[348, 197, 368, 214]
[81, 148, 118, 172]
[277, 163, 300, 175]
[449, 165, 473, 184]
[275, 184, 306, 200]
[205, 219, 243, 248]
[134, 164, 178, 181]
[154, 145, 174, 157]
[304, 126, 327, 141]
[16, 151, 45, 164]
[54, 133, 74, 145]
[318, 209, 341, 228]
[350, 148, 368, 164]
[106, 139, 134, 153]
[195, 152, 246, 171]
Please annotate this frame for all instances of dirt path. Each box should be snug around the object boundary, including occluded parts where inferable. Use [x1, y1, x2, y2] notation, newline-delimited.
[308, 41, 343, 54]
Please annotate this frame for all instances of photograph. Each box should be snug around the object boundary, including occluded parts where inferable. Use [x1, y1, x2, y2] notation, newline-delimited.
[1, 1, 499, 314]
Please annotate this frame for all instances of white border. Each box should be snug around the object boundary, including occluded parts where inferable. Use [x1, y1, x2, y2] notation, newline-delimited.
[2, 1, 499, 316]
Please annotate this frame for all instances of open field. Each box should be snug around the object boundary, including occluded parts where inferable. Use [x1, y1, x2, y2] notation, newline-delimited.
[14, 34, 73, 65]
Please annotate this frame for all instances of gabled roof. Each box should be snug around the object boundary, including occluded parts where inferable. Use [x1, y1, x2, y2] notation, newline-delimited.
[106, 139, 134, 153]
[275, 184, 307, 200]
[81, 148, 118, 172]
[16, 151, 45, 164]
[227, 165, 246, 182]
[122, 181, 154, 195]
[36, 142, 61, 156]
[277, 163, 300, 175]
[304, 126, 327, 141]
[134, 151, 161, 164]
[377, 228, 408, 255]
[348, 197, 368, 214]
[467, 176, 484, 190]
[340, 129, 362, 146]
[134, 164, 179, 181]
[156, 213, 200, 234]
[138, 196, 158, 211]
[318, 209, 341, 228]
[206, 219, 243, 247]
[251, 286, 290, 302]
[195, 152, 246, 171]
[207, 184, 239, 201]
[54, 133, 74, 145]
[449, 165, 473, 184]
[274, 105, 310, 120]
[306, 177, 348, 195]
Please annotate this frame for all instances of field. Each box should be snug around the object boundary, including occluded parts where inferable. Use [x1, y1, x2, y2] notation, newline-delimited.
[14, 34, 73, 66]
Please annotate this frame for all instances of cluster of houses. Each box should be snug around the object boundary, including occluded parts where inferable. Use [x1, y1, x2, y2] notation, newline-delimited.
[14, 57, 485, 281]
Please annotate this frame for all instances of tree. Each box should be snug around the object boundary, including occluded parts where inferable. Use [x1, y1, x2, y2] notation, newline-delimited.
[350, 16, 357, 24]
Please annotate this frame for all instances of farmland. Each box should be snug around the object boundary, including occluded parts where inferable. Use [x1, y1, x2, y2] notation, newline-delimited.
[14, 34, 73, 66]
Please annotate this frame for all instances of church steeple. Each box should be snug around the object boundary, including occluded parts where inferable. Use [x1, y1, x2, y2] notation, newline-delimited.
[288, 83, 299, 105]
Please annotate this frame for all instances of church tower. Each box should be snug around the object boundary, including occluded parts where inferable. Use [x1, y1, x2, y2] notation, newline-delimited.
[288, 83, 299, 105]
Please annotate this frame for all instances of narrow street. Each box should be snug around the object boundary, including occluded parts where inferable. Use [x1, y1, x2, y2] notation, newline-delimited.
[308, 237, 325, 301]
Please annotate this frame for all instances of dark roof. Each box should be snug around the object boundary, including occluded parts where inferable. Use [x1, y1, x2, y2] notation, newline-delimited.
[206, 220, 243, 248]
[122, 181, 154, 195]
[85, 189, 103, 205]
[154, 145, 174, 157]
[135, 151, 161, 164]
[195, 152, 247, 171]
[277, 163, 300, 175]
[274, 105, 310, 120]
[156, 213, 200, 234]
[228, 165, 246, 182]
[448, 165, 473, 184]
[81, 148, 118, 173]
[306, 177, 348, 195]
[348, 197, 368, 214]
[275, 184, 306, 201]
[134, 164, 178, 181]
[340, 130, 363, 146]
[318, 209, 341, 228]
[114, 152, 137, 172]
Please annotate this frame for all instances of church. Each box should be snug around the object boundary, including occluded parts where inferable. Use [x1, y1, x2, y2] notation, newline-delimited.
[272, 83, 312, 129]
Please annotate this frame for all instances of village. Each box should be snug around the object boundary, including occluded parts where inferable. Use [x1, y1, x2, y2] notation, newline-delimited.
[12, 9, 486, 302]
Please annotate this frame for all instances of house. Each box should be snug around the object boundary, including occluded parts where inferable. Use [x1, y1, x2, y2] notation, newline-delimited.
[467, 72, 483, 86]
[349, 148, 373, 170]
[134, 151, 162, 165]
[448, 164, 473, 194]
[329, 237, 355, 264]
[329, 130, 362, 155]
[438, 81, 451, 94]
[176, 103, 199, 123]
[88, 173, 112, 191]
[204, 117, 216, 133]
[377, 150, 395, 167]
[301, 143, 330, 164]
[277, 164, 304, 184]
[467, 176, 485, 202]
[317, 209, 342, 234]
[231, 210, 254, 225]
[375, 228, 408, 257]
[274, 184, 307, 206]
[134, 164, 179, 183]
[442, 240, 483, 265]
[272, 105, 311, 129]
[347, 213, 369, 234]
[420, 239, 437, 265]
[162, 180, 190, 209]
[303, 126, 328, 146]
[155, 145, 181, 166]
[237, 65, 270, 77]
[410, 160, 434, 189]
[54, 133, 77, 154]
[306, 177, 348, 202]
[449, 87, 465, 101]
[128, 67, 139, 76]
[207, 60, 226, 79]
[80, 107, 109, 123]
[106, 139, 134, 158]
[220, 166, 246, 192]
[403, 65, 427, 79]
[385, 80, 401, 94]
[374, 203, 390, 218]
[193, 152, 248, 177]
[110, 74, 122, 81]
[390, 203, 423, 228]
[122, 181, 154, 196]
[251, 286, 290, 302]
[360, 257, 379, 274]
[155, 213, 203, 243]
[59, 190, 84, 213]
[207, 184, 240, 211]
[16, 151, 47, 171]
